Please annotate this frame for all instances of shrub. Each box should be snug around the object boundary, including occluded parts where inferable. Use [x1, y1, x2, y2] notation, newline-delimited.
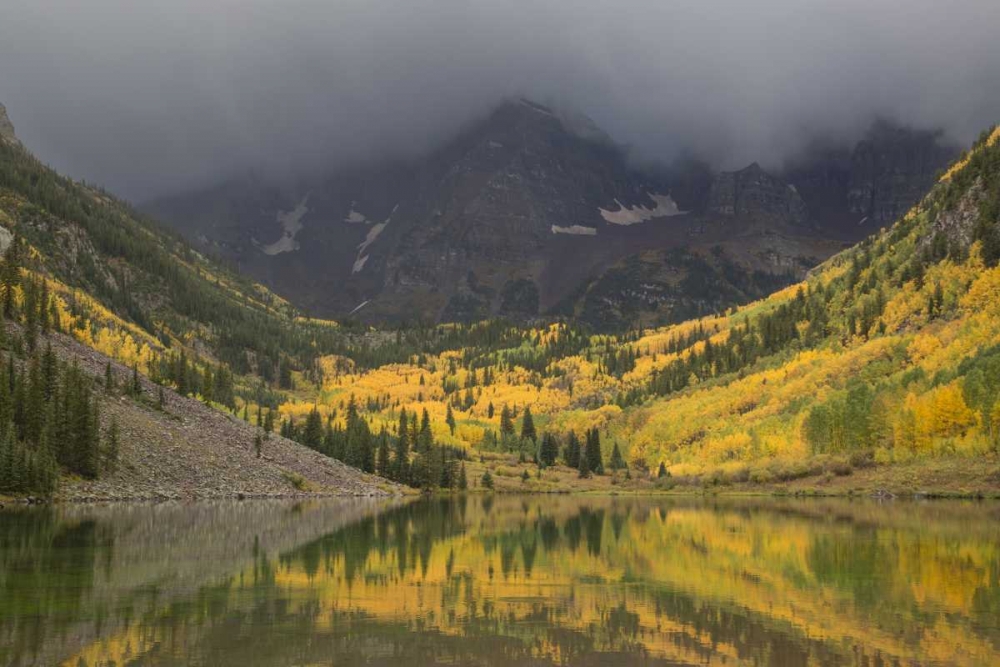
[849, 449, 876, 469]
[283, 472, 308, 491]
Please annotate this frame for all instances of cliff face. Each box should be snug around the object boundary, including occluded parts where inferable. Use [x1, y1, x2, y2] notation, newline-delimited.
[0, 103, 20, 146]
[707, 162, 808, 226]
[148, 99, 706, 323]
[846, 121, 956, 225]
[784, 120, 957, 236]
[146, 104, 955, 328]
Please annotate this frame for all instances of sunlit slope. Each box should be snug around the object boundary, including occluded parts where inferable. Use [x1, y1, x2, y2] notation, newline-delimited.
[294, 126, 1000, 479]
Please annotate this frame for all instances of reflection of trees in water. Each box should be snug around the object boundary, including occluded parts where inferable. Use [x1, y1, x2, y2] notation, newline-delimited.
[0, 510, 107, 664]
[280, 497, 473, 585]
[6, 497, 1000, 666]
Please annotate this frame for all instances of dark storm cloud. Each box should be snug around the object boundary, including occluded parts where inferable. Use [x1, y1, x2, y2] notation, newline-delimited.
[2, 0, 999, 200]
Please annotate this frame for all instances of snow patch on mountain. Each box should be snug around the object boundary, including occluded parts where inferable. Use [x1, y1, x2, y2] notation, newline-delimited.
[352, 204, 398, 274]
[599, 193, 687, 226]
[258, 194, 310, 255]
[551, 224, 597, 236]
[344, 203, 368, 224]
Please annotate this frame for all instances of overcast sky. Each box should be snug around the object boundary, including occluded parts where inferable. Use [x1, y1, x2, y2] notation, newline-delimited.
[2, 0, 999, 200]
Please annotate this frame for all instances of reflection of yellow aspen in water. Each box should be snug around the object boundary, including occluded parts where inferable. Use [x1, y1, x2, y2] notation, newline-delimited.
[53, 498, 1000, 666]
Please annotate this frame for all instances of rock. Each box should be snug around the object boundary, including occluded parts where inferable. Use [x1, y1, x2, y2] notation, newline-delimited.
[707, 163, 808, 226]
[847, 121, 955, 225]
[0, 103, 20, 147]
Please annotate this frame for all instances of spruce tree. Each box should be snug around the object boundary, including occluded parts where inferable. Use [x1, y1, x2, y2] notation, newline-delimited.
[302, 406, 324, 449]
[1, 236, 21, 319]
[609, 442, 625, 471]
[376, 429, 391, 477]
[578, 447, 591, 478]
[393, 409, 410, 484]
[446, 404, 456, 436]
[585, 428, 604, 475]
[499, 404, 514, 439]
[564, 431, 581, 468]
[417, 408, 433, 452]
[104, 362, 115, 394]
[520, 406, 536, 443]
[540, 432, 559, 467]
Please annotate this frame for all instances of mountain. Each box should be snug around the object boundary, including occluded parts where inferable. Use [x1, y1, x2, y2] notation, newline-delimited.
[0, 105, 393, 500]
[0, 103, 19, 147]
[271, 123, 1000, 495]
[148, 100, 956, 329]
[784, 120, 956, 233]
[0, 93, 995, 498]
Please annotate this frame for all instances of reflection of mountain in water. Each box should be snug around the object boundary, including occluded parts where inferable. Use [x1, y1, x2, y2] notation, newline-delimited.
[2, 497, 1000, 666]
[0, 499, 393, 666]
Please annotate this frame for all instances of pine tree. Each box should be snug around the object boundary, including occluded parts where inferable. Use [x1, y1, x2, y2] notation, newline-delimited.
[104, 362, 115, 394]
[418, 408, 433, 452]
[657, 462, 669, 479]
[609, 442, 625, 471]
[446, 404, 456, 436]
[520, 406, 536, 443]
[39, 279, 50, 334]
[254, 433, 264, 459]
[499, 404, 514, 438]
[585, 428, 604, 475]
[564, 431, 581, 468]
[458, 462, 468, 491]
[393, 409, 411, 484]
[578, 447, 591, 478]
[376, 429, 391, 477]
[481, 468, 494, 490]
[1, 236, 21, 319]
[302, 406, 324, 449]
[201, 366, 214, 403]
[540, 432, 559, 467]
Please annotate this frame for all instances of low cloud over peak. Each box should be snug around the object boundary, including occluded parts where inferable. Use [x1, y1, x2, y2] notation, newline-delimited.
[2, 0, 998, 200]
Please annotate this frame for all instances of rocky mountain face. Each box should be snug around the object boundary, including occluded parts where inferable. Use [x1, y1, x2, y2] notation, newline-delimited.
[784, 120, 956, 236]
[846, 121, 956, 225]
[0, 103, 20, 146]
[147, 100, 956, 330]
[707, 162, 808, 226]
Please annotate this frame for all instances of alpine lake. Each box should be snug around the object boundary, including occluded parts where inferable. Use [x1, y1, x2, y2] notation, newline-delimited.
[1, 495, 998, 666]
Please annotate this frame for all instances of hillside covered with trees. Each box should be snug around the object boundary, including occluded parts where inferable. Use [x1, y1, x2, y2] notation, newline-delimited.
[268, 125, 1000, 494]
[0, 119, 998, 498]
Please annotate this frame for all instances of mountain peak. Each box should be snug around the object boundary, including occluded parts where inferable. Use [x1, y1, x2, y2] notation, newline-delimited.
[0, 103, 20, 146]
[494, 97, 612, 144]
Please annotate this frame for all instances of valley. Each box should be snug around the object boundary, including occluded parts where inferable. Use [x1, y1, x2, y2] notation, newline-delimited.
[4, 3, 1000, 664]
[0, 101, 997, 502]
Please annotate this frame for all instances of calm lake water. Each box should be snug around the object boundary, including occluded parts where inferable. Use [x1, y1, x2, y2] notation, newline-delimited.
[1, 496, 998, 666]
